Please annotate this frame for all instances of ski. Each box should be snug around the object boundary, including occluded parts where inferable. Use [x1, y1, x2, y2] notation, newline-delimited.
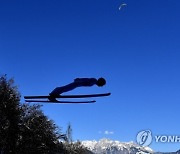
[24, 92, 111, 99]
[25, 100, 96, 103]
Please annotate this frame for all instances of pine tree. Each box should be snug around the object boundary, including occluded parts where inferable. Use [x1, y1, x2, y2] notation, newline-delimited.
[0, 75, 21, 153]
[0, 75, 63, 154]
[66, 123, 73, 143]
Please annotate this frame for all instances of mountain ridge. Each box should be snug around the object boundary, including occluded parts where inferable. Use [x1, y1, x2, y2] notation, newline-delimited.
[81, 138, 180, 154]
[82, 138, 153, 154]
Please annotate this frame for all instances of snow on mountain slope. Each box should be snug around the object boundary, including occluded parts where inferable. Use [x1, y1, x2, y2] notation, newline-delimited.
[82, 138, 153, 154]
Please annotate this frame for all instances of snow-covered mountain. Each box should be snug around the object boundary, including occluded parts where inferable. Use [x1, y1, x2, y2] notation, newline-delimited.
[82, 138, 153, 154]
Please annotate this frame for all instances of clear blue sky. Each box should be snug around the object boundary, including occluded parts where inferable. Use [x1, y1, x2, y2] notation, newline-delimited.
[0, 0, 180, 152]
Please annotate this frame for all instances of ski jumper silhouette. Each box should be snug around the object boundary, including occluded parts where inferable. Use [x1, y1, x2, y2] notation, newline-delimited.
[49, 77, 106, 101]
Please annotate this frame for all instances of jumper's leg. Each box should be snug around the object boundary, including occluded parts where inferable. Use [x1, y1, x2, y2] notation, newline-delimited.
[49, 82, 79, 101]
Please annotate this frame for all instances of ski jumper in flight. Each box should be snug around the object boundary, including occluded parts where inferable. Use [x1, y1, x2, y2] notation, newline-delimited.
[49, 77, 106, 101]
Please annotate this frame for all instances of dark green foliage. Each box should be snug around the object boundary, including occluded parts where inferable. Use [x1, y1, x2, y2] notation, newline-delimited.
[62, 141, 93, 154]
[17, 104, 63, 154]
[0, 75, 63, 154]
[0, 75, 21, 153]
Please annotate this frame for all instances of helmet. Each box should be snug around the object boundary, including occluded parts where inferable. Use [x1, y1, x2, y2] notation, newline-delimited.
[96, 78, 106, 87]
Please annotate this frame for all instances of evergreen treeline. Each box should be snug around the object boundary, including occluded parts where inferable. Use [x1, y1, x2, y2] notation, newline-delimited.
[0, 75, 92, 154]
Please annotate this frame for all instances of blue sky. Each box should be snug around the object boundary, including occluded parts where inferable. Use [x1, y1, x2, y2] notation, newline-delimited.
[1, 0, 180, 152]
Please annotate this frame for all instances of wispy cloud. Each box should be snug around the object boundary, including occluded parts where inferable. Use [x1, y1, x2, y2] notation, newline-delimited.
[99, 130, 114, 135]
[104, 130, 114, 135]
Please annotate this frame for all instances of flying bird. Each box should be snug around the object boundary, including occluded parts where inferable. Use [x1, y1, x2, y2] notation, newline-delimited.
[119, 3, 127, 10]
